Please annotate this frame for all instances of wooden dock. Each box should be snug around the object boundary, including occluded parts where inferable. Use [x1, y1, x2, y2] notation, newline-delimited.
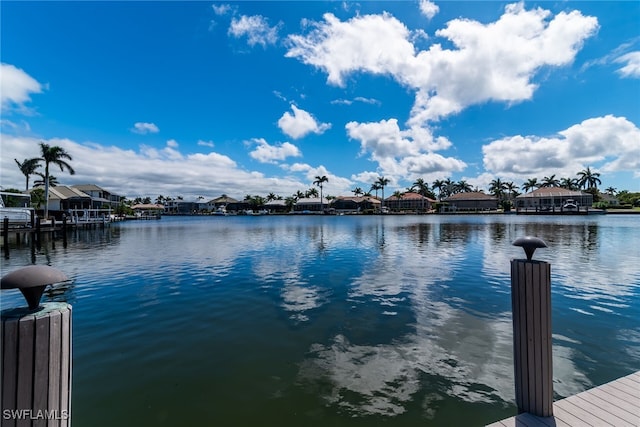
[487, 371, 640, 426]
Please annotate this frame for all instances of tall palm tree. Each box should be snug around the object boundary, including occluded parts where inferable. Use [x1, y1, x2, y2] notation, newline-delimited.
[577, 167, 601, 189]
[375, 176, 390, 212]
[455, 180, 472, 193]
[266, 192, 277, 202]
[34, 174, 59, 187]
[540, 174, 560, 187]
[15, 158, 41, 191]
[521, 178, 539, 193]
[432, 179, 445, 200]
[443, 178, 456, 196]
[489, 178, 507, 201]
[559, 177, 579, 190]
[352, 187, 363, 196]
[313, 175, 329, 212]
[370, 183, 381, 199]
[37, 142, 75, 218]
[505, 181, 519, 201]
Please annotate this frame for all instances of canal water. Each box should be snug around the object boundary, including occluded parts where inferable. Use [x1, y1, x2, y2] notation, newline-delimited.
[1, 215, 639, 426]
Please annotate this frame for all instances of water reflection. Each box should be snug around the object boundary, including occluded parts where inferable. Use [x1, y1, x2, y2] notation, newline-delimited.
[0, 215, 637, 426]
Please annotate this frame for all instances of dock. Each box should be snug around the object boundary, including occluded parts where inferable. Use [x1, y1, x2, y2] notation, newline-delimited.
[487, 371, 640, 427]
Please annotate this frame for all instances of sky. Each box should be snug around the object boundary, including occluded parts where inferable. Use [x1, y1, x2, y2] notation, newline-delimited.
[1, 1, 639, 201]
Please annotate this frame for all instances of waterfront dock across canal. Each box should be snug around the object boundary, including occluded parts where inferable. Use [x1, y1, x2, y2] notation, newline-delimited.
[487, 370, 640, 427]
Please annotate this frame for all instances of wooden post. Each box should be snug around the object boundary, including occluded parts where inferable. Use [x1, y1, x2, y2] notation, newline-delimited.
[3, 217, 8, 258]
[62, 216, 68, 248]
[510, 258, 553, 417]
[1, 303, 72, 427]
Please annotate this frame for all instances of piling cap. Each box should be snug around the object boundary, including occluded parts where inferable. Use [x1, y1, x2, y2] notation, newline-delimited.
[1, 265, 69, 310]
[512, 236, 548, 261]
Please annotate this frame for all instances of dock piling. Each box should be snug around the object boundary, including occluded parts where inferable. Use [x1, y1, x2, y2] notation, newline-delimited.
[511, 236, 553, 417]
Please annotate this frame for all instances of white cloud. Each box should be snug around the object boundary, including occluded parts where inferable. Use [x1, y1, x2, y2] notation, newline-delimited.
[345, 118, 464, 181]
[615, 51, 640, 78]
[482, 115, 640, 178]
[197, 139, 215, 148]
[331, 96, 381, 106]
[248, 138, 302, 164]
[131, 122, 159, 134]
[278, 105, 331, 139]
[286, 4, 598, 125]
[0, 63, 44, 113]
[212, 4, 232, 16]
[0, 134, 312, 200]
[229, 15, 279, 47]
[419, 0, 439, 20]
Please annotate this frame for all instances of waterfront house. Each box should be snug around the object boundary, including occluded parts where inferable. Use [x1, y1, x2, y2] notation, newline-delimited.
[131, 203, 164, 217]
[72, 184, 122, 209]
[44, 186, 92, 212]
[294, 197, 329, 213]
[384, 192, 435, 212]
[515, 188, 593, 210]
[330, 196, 381, 213]
[264, 199, 288, 214]
[442, 192, 498, 212]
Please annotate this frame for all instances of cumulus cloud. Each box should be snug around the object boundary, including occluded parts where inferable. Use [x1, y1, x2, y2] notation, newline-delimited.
[0, 134, 310, 200]
[131, 122, 159, 134]
[0, 63, 44, 113]
[419, 0, 439, 20]
[345, 119, 465, 180]
[248, 138, 302, 164]
[212, 4, 232, 16]
[229, 15, 279, 47]
[278, 105, 331, 139]
[286, 3, 599, 125]
[482, 115, 640, 178]
[615, 51, 640, 78]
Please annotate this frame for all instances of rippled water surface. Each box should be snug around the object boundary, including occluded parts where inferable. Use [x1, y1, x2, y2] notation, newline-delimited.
[1, 215, 639, 426]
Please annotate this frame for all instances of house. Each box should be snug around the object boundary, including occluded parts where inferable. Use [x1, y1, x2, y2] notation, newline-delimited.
[515, 188, 593, 210]
[44, 186, 92, 212]
[384, 192, 435, 212]
[442, 192, 498, 212]
[72, 184, 122, 209]
[294, 197, 329, 213]
[264, 199, 288, 213]
[331, 196, 381, 213]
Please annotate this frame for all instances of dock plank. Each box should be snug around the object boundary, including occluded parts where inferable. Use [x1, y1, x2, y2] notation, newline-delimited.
[487, 371, 640, 427]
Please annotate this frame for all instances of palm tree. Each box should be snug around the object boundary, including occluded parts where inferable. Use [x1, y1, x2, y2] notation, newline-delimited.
[432, 179, 445, 200]
[559, 177, 579, 190]
[375, 176, 390, 212]
[605, 187, 617, 196]
[370, 183, 381, 199]
[352, 187, 363, 196]
[305, 187, 319, 198]
[455, 180, 472, 193]
[36, 142, 75, 218]
[505, 181, 519, 201]
[392, 190, 403, 212]
[34, 174, 59, 187]
[540, 174, 560, 187]
[577, 167, 601, 189]
[443, 178, 456, 197]
[313, 175, 329, 212]
[489, 178, 507, 201]
[411, 178, 431, 212]
[15, 158, 41, 191]
[521, 178, 539, 193]
[266, 192, 277, 202]
[295, 190, 305, 200]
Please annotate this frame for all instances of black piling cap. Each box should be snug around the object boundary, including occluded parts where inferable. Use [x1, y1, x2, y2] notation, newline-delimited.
[1, 265, 69, 310]
[512, 236, 548, 261]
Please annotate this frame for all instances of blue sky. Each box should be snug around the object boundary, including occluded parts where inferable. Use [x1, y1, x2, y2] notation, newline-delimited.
[2, 1, 639, 201]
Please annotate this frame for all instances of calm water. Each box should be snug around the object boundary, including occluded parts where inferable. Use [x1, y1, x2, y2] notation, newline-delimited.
[1, 215, 639, 426]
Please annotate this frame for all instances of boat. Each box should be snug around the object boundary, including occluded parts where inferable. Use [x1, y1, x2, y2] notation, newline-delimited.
[563, 199, 578, 211]
[0, 192, 33, 227]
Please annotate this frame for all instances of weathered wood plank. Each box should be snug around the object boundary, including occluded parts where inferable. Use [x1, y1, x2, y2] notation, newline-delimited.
[550, 403, 596, 427]
[571, 388, 638, 425]
[33, 315, 51, 427]
[590, 384, 640, 413]
[2, 317, 19, 427]
[59, 307, 71, 427]
[48, 310, 62, 427]
[16, 314, 35, 427]
[606, 378, 639, 399]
